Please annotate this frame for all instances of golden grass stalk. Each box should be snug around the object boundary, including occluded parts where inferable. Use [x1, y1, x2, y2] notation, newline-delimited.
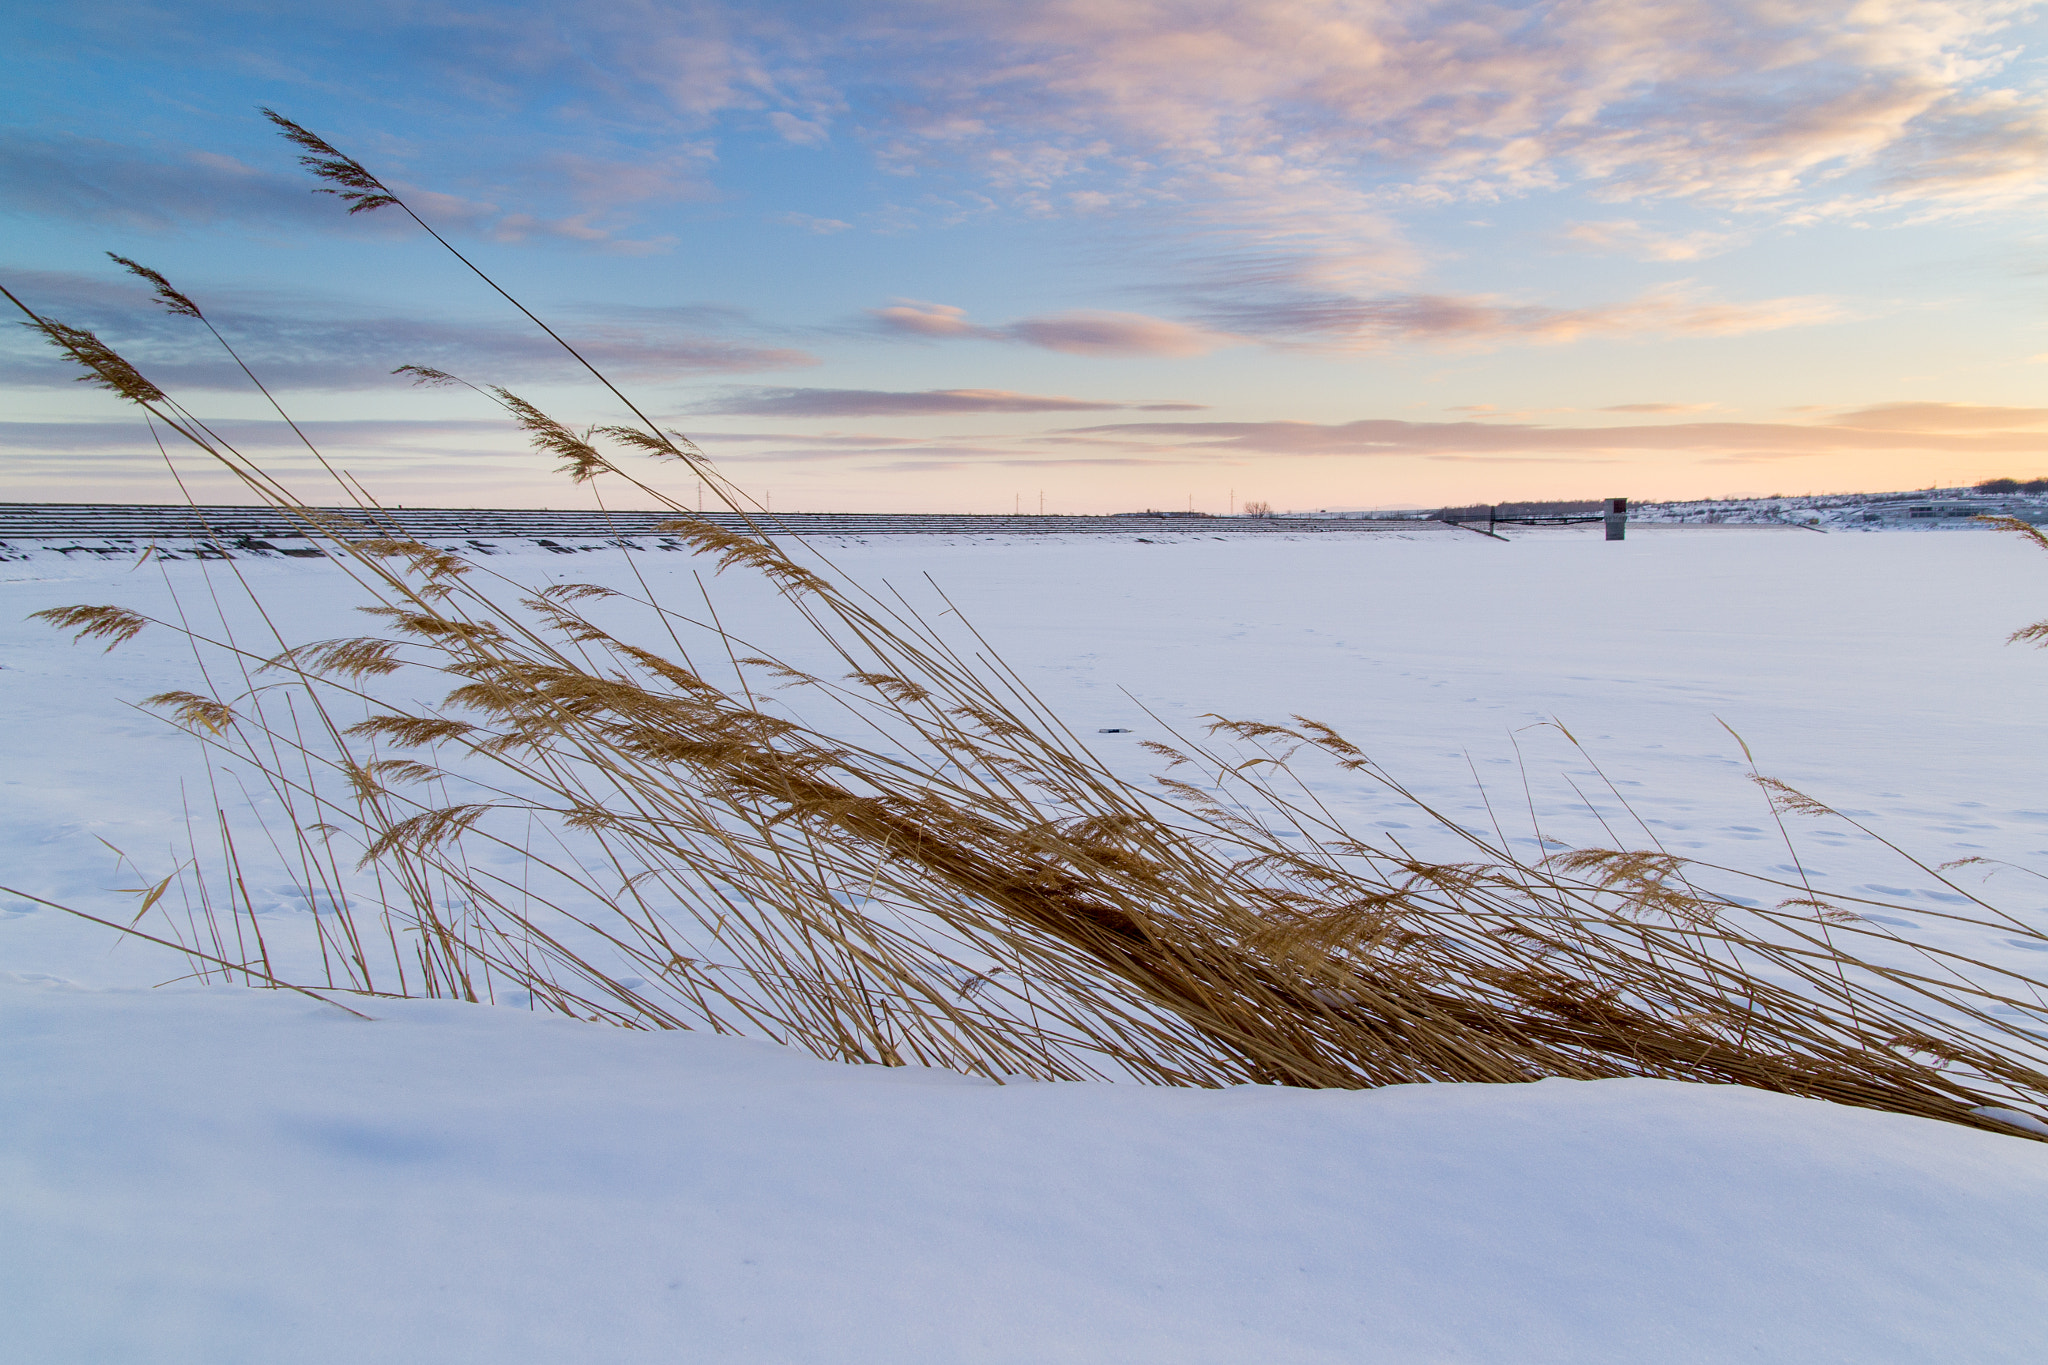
[5, 114, 2047, 1137]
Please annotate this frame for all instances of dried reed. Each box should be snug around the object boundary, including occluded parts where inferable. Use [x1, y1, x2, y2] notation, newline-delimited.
[7, 114, 2048, 1138]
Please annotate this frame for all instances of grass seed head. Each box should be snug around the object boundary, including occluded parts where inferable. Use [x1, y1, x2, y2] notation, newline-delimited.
[143, 690, 235, 735]
[32, 604, 148, 650]
[267, 638, 406, 680]
[106, 254, 203, 320]
[21, 318, 167, 405]
[261, 108, 399, 214]
[347, 714, 478, 747]
[393, 364, 462, 387]
[494, 389, 616, 483]
[591, 423, 708, 468]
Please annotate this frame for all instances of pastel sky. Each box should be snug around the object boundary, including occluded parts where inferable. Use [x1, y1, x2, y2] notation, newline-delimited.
[9, 1, 2048, 512]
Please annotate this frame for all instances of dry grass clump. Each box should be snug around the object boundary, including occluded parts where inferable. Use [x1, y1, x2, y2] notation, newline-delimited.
[7, 113, 2048, 1136]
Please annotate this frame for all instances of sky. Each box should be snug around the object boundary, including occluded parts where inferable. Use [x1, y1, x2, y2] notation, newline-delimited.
[8, 1, 2048, 513]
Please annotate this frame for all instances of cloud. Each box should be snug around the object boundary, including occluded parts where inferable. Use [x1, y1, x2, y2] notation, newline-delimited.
[1006, 311, 1226, 357]
[1189, 283, 1841, 351]
[709, 441, 1043, 467]
[0, 417, 538, 494]
[0, 130, 351, 234]
[865, 300, 1236, 356]
[1820, 89, 2048, 220]
[859, 283, 1834, 358]
[0, 418, 509, 454]
[20, 1, 2047, 279]
[859, 453, 1185, 474]
[0, 6, 845, 248]
[775, 212, 853, 234]
[26, 399, 2037, 488]
[0, 269, 817, 392]
[686, 387, 1204, 417]
[868, 301, 985, 338]
[1061, 410, 2048, 460]
[1559, 221, 1741, 261]
[1446, 403, 1578, 421]
[845, 0, 2048, 249]
[0, 128, 705, 252]
[0, 417, 987, 485]
[1602, 402, 1719, 415]
[683, 431, 931, 447]
[767, 112, 833, 146]
[1826, 402, 2048, 431]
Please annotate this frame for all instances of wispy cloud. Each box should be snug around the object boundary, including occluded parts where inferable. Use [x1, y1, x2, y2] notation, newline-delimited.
[0, 417, 531, 495]
[774, 212, 853, 234]
[1193, 282, 1841, 351]
[1060, 407, 2048, 461]
[24, 399, 2038, 487]
[865, 300, 1236, 356]
[0, 418, 509, 453]
[859, 453, 1187, 474]
[867, 301, 984, 338]
[686, 387, 1204, 417]
[19, 2, 2048, 267]
[1006, 312, 1227, 357]
[0, 131, 350, 234]
[864, 282, 1837, 358]
[682, 431, 930, 447]
[0, 129, 705, 252]
[852, 0, 2048, 254]
[0, 269, 815, 392]
[1827, 401, 2048, 430]
[1559, 220, 1741, 262]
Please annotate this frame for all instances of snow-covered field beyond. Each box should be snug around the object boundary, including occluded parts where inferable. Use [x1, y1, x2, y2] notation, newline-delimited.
[6, 523, 2048, 1361]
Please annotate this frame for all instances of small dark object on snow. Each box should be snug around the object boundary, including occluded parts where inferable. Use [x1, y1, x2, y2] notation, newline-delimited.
[1097, 727, 1133, 733]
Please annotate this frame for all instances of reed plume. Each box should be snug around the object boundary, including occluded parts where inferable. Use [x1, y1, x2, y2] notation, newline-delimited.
[6, 115, 2048, 1138]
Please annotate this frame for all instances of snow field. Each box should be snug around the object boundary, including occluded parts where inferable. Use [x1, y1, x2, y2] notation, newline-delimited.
[3, 524, 2047, 1361]
[6, 978, 2048, 1364]
[7, 523, 2046, 985]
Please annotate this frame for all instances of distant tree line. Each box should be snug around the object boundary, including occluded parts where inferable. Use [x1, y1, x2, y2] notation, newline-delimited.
[1428, 499, 1606, 519]
[1976, 477, 2048, 494]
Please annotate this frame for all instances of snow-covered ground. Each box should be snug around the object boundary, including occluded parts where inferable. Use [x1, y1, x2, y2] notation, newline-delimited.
[1630, 486, 2048, 529]
[5, 522, 2048, 1361]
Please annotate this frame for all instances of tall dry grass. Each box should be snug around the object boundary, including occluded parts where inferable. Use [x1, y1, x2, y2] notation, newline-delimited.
[7, 112, 2048, 1135]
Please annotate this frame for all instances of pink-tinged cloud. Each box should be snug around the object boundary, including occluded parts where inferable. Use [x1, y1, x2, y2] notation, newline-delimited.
[1062, 410, 2048, 460]
[1828, 402, 2048, 431]
[25, 3, 2040, 283]
[866, 302, 1236, 356]
[852, 0, 2048, 248]
[684, 432, 931, 447]
[1559, 221, 1740, 262]
[863, 285, 1821, 359]
[1195, 284, 1840, 351]
[688, 387, 1206, 417]
[1005, 311, 1228, 356]
[868, 301, 984, 337]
